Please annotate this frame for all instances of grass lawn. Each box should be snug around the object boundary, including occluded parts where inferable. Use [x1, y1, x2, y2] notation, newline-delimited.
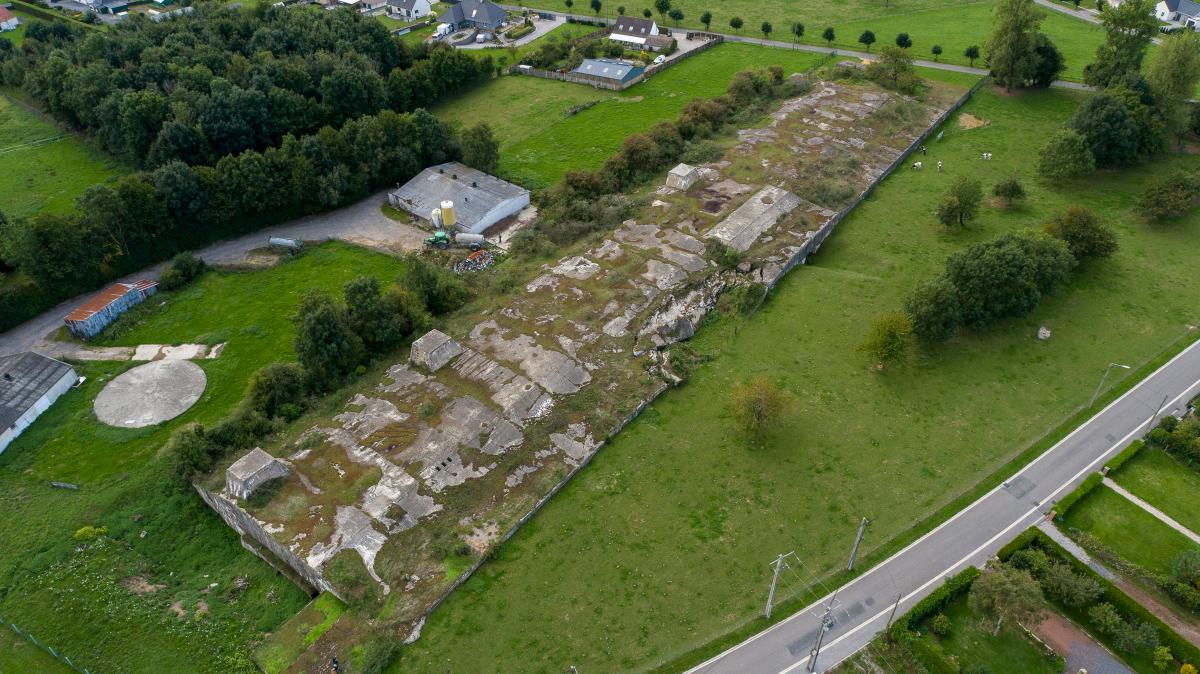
[433, 42, 830, 187]
[1113, 448, 1200, 538]
[253, 593, 347, 674]
[0, 93, 128, 220]
[1064, 485, 1199, 576]
[917, 593, 1062, 673]
[0, 625, 75, 674]
[0, 243, 405, 673]
[393, 81, 1200, 673]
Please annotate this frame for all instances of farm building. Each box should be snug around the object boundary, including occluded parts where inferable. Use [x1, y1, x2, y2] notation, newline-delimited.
[0, 7, 19, 31]
[437, 0, 507, 31]
[64, 280, 158, 339]
[387, 0, 431, 20]
[0, 352, 77, 454]
[571, 58, 645, 86]
[389, 162, 530, 234]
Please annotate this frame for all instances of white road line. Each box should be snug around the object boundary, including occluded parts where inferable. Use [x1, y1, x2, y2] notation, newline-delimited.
[687, 337, 1200, 673]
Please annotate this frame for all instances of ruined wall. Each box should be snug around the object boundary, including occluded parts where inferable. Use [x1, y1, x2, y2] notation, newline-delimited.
[194, 484, 338, 599]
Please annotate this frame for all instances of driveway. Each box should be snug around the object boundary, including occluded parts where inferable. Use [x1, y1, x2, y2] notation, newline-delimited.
[0, 190, 426, 358]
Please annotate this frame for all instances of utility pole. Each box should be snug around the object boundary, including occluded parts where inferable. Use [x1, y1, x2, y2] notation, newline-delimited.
[846, 518, 870, 571]
[765, 552, 795, 619]
[1145, 393, 1170, 433]
[884, 593, 902, 630]
[807, 589, 840, 673]
[1089, 362, 1131, 407]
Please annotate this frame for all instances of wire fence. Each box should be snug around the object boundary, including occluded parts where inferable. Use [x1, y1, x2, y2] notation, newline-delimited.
[0, 614, 92, 674]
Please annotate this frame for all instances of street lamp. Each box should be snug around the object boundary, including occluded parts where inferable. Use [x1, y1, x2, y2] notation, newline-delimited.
[1089, 362, 1131, 407]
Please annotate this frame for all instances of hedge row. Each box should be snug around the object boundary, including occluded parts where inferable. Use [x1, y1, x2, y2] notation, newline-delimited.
[887, 566, 981, 638]
[1052, 471, 1103, 520]
[1007, 527, 1200, 668]
[1105, 440, 1146, 475]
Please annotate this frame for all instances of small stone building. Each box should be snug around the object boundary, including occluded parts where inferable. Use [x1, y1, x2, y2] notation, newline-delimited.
[226, 448, 290, 500]
[665, 163, 702, 190]
[410, 329, 464, 373]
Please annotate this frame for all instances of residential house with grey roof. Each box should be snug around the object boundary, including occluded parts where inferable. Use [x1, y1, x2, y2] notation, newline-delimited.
[437, 0, 506, 32]
[1156, 0, 1200, 27]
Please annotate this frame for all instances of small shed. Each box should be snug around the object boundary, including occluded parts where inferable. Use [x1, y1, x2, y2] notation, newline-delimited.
[226, 448, 290, 500]
[410, 329, 464, 373]
[665, 163, 702, 190]
[0, 7, 20, 32]
[0, 352, 77, 454]
[64, 280, 158, 339]
[388, 162, 530, 234]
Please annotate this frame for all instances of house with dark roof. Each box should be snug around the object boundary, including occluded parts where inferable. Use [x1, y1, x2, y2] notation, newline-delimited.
[63, 280, 158, 339]
[387, 0, 431, 20]
[571, 58, 645, 86]
[609, 16, 658, 45]
[389, 162, 530, 234]
[0, 7, 20, 32]
[0, 352, 77, 454]
[437, 0, 506, 31]
[1156, 0, 1200, 27]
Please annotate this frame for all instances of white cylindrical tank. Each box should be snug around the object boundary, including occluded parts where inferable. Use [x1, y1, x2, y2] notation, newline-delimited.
[430, 208, 443, 228]
[454, 232, 486, 247]
[440, 200, 457, 229]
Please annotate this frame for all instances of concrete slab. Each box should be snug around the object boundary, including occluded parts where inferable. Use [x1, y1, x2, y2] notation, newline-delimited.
[93, 360, 207, 428]
[705, 186, 802, 252]
[410, 330, 464, 373]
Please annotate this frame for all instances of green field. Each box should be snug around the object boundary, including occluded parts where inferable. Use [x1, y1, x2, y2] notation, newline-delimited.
[393, 77, 1200, 672]
[0, 93, 128, 220]
[1064, 486, 1199, 577]
[0, 243, 405, 673]
[432, 42, 830, 187]
[1114, 448, 1200, 538]
[917, 593, 1062, 673]
[0, 625, 74, 674]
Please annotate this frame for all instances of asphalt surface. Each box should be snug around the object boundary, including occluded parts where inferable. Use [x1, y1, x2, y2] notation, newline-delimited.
[689, 337, 1200, 674]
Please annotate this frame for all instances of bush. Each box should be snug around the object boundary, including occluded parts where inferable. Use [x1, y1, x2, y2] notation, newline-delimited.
[399, 255, 470, 315]
[1043, 205, 1118, 260]
[992, 176, 1026, 206]
[505, 23, 534, 39]
[1105, 440, 1144, 474]
[719, 282, 767, 317]
[729, 376, 789, 442]
[168, 423, 219, 485]
[73, 525, 108, 542]
[857, 312, 914, 370]
[929, 613, 952, 636]
[889, 567, 981, 637]
[1138, 171, 1200, 221]
[1038, 128, 1096, 180]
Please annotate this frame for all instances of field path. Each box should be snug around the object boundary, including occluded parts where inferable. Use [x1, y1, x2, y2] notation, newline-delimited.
[0, 189, 425, 358]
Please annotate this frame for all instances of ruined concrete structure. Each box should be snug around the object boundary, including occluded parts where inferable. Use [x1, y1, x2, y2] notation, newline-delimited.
[226, 448, 291, 500]
[200, 77, 967, 640]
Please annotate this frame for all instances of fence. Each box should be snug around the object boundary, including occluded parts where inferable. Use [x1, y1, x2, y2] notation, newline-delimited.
[0, 614, 92, 674]
[511, 66, 633, 90]
[767, 76, 990, 287]
[642, 33, 723, 78]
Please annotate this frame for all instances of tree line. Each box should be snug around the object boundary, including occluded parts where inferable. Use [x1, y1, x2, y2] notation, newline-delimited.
[0, 6, 491, 169]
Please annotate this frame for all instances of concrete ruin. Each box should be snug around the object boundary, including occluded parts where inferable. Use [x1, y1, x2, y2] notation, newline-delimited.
[199, 76, 966, 649]
[226, 448, 291, 500]
[665, 163, 702, 190]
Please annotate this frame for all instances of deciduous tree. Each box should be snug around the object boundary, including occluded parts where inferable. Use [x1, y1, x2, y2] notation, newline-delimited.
[1084, 0, 1158, 88]
[965, 44, 980, 67]
[904, 276, 961, 343]
[992, 176, 1026, 207]
[1137, 171, 1200, 221]
[460, 123, 499, 173]
[729, 376, 789, 442]
[729, 16, 743, 33]
[935, 176, 983, 227]
[823, 26, 836, 46]
[1037, 128, 1095, 179]
[895, 32, 912, 49]
[1043, 205, 1118, 259]
[984, 0, 1044, 91]
[969, 563, 1043, 635]
[857, 312, 914, 370]
[1146, 32, 1200, 138]
[858, 30, 876, 52]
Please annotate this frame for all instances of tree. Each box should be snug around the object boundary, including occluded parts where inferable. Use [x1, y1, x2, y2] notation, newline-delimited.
[617, 5, 625, 14]
[700, 10, 712, 29]
[669, 8, 683, 24]
[931, 44, 943, 61]
[867, 45, 919, 93]
[344, 276, 408, 354]
[399, 255, 469, 314]
[1038, 128, 1096, 180]
[460, 123, 499, 173]
[969, 563, 1044, 635]
[905, 276, 961, 343]
[565, 0, 573, 8]
[1043, 205, 1118, 259]
[1146, 32, 1200, 138]
[823, 26, 836, 46]
[9, 213, 102, 294]
[729, 16, 743, 33]
[791, 22, 804, 48]
[965, 44, 980, 67]
[1070, 92, 1142, 167]
[591, 0, 601, 15]
[857, 312, 914, 370]
[992, 176, 1026, 207]
[1084, 0, 1158, 89]
[729, 376, 788, 442]
[935, 176, 983, 228]
[761, 21, 772, 40]
[1039, 562, 1102, 607]
[858, 30, 876, 52]
[945, 233, 1075, 330]
[654, 0, 670, 21]
[1138, 171, 1200, 221]
[895, 32, 912, 49]
[985, 0, 1044, 91]
[643, 8, 652, 18]
[293, 290, 364, 389]
[1031, 34, 1066, 88]
[247, 362, 307, 419]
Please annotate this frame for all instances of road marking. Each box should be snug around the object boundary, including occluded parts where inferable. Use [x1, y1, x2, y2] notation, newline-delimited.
[688, 337, 1200, 673]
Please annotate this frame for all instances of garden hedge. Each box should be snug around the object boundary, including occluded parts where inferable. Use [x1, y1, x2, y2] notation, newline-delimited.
[505, 24, 534, 39]
[1052, 471, 1103, 520]
[887, 566, 981, 637]
[1105, 440, 1145, 475]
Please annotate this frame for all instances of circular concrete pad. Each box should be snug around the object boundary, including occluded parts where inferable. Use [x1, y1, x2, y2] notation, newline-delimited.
[94, 360, 207, 428]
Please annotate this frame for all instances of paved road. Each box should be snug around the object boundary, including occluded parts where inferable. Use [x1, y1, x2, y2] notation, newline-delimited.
[689, 337, 1200, 674]
[0, 190, 424, 358]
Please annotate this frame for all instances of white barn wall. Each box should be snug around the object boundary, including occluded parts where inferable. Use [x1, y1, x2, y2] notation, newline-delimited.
[0, 367, 77, 454]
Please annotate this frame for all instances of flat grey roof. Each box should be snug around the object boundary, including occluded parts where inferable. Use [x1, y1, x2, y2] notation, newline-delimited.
[228, 448, 278, 480]
[390, 162, 528, 230]
[0, 352, 74, 430]
[572, 58, 642, 82]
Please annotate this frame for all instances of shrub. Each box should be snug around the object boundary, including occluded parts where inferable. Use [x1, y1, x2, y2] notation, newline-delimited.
[168, 423, 218, 485]
[1156, 646, 1175, 671]
[1038, 128, 1096, 180]
[505, 23, 534, 39]
[719, 282, 767, 317]
[73, 525, 108, 542]
[890, 566, 981, 636]
[1043, 205, 1118, 260]
[904, 277, 961, 343]
[399, 255, 469, 315]
[1105, 440, 1144, 474]
[247, 363, 307, 420]
[1041, 561, 1103, 607]
[856, 312, 914, 370]
[929, 613, 952, 636]
[1138, 171, 1200, 221]
[157, 252, 207, 291]
[729, 376, 789, 442]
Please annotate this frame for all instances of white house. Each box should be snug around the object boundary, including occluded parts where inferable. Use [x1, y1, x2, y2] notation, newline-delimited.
[609, 16, 658, 46]
[1155, 0, 1200, 28]
[387, 0, 431, 21]
[0, 7, 21, 31]
[0, 352, 77, 454]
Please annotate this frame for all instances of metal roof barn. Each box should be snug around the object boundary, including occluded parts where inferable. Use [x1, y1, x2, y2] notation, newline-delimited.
[389, 162, 530, 234]
[0, 352, 77, 454]
[571, 58, 645, 85]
